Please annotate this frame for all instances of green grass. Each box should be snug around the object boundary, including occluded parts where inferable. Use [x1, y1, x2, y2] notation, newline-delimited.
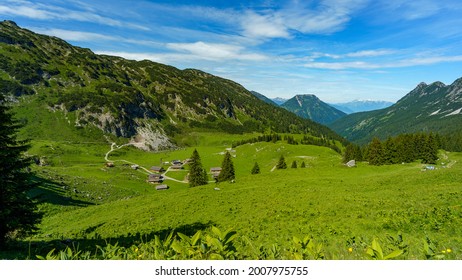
[7, 134, 461, 260]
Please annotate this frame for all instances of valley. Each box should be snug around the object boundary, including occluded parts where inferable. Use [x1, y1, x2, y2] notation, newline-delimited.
[3, 132, 462, 260]
[1, 20, 462, 261]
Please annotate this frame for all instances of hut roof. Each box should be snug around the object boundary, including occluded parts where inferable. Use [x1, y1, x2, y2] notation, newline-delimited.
[156, 184, 169, 190]
[150, 166, 164, 172]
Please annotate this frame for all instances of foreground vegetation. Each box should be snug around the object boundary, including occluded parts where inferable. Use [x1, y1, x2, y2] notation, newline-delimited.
[1, 131, 461, 260]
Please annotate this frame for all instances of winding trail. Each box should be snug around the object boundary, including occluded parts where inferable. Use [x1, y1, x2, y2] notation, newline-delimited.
[105, 143, 188, 184]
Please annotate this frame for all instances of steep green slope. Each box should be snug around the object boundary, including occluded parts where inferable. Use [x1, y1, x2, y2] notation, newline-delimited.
[330, 79, 462, 144]
[281, 94, 347, 125]
[0, 20, 344, 149]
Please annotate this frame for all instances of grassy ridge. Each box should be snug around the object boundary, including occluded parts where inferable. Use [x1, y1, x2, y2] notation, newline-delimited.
[12, 134, 462, 259]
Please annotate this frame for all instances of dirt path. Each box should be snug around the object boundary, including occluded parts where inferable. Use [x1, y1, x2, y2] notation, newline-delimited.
[105, 143, 189, 184]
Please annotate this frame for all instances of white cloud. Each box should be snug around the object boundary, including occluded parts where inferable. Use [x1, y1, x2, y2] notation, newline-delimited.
[241, 11, 290, 39]
[345, 49, 396, 58]
[304, 55, 462, 70]
[166, 41, 268, 61]
[33, 28, 117, 42]
[237, 0, 367, 39]
[0, 0, 149, 30]
[93, 51, 170, 63]
[29, 27, 162, 48]
[95, 42, 268, 65]
[0, 4, 52, 19]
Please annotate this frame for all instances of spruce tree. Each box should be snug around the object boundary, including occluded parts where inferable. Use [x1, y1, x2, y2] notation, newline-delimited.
[291, 160, 297, 168]
[367, 137, 384, 166]
[343, 144, 355, 163]
[0, 95, 41, 247]
[217, 151, 235, 182]
[301, 161, 306, 168]
[276, 155, 287, 169]
[188, 149, 208, 187]
[251, 162, 260, 174]
[421, 133, 439, 164]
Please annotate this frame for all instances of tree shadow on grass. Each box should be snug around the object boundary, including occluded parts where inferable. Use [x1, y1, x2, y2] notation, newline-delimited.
[0, 221, 215, 259]
[28, 175, 94, 207]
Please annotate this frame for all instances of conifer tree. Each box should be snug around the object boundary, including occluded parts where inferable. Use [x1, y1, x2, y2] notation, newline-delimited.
[367, 137, 384, 165]
[383, 137, 399, 164]
[188, 149, 208, 187]
[301, 161, 306, 168]
[0, 95, 41, 247]
[421, 133, 438, 164]
[291, 160, 297, 168]
[251, 162, 260, 174]
[217, 151, 235, 182]
[343, 144, 355, 163]
[276, 155, 287, 169]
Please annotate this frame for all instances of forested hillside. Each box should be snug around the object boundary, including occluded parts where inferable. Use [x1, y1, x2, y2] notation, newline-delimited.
[0, 20, 345, 150]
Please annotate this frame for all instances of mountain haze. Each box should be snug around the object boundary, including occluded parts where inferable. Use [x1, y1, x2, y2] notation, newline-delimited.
[0, 21, 344, 149]
[281, 94, 347, 125]
[330, 100, 394, 114]
[271, 97, 288, 105]
[330, 79, 462, 144]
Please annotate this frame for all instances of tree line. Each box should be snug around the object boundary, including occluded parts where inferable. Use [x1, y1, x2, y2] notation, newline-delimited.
[343, 132, 440, 165]
[232, 133, 341, 154]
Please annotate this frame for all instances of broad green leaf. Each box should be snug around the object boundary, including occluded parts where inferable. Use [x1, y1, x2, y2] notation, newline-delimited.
[211, 226, 222, 238]
[384, 249, 404, 260]
[191, 230, 202, 246]
[177, 232, 190, 244]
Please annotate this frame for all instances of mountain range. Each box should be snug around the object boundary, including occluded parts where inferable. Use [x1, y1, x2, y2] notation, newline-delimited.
[251, 91, 392, 125]
[329, 100, 394, 114]
[0, 20, 344, 149]
[330, 79, 462, 144]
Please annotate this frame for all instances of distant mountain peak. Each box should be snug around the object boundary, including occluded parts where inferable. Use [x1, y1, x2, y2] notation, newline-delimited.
[330, 77, 462, 144]
[281, 94, 346, 125]
[330, 100, 394, 114]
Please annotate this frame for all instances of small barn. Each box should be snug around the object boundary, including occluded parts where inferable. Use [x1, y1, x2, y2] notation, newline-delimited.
[171, 160, 182, 165]
[155, 184, 169, 191]
[150, 166, 165, 173]
[105, 162, 115, 167]
[210, 167, 222, 178]
[170, 164, 183, 170]
[147, 174, 163, 183]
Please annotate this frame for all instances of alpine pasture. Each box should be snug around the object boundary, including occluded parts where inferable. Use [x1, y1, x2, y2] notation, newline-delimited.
[5, 133, 462, 259]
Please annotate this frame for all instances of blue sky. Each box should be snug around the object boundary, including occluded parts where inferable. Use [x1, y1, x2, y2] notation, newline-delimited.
[2, 0, 462, 102]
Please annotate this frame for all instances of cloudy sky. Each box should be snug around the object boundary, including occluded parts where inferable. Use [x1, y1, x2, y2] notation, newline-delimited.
[2, 0, 462, 102]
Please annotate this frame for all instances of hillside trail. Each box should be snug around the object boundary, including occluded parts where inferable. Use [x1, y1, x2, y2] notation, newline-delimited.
[105, 143, 188, 184]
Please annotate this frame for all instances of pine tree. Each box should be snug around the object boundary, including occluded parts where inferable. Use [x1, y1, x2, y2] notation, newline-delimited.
[251, 162, 260, 174]
[383, 137, 399, 164]
[217, 151, 235, 182]
[291, 160, 297, 168]
[276, 155, 287, 169]
[188, 149, 208, 187]
[367, 137, 384, 166]
[0, 95, 41, 247]
[301, 161, 306, 168]
[421, 133, 439, 164]
[343, 144, 355, 163]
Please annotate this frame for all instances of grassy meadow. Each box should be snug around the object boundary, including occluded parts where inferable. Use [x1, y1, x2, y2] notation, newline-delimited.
[3, 131, 462, 259]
